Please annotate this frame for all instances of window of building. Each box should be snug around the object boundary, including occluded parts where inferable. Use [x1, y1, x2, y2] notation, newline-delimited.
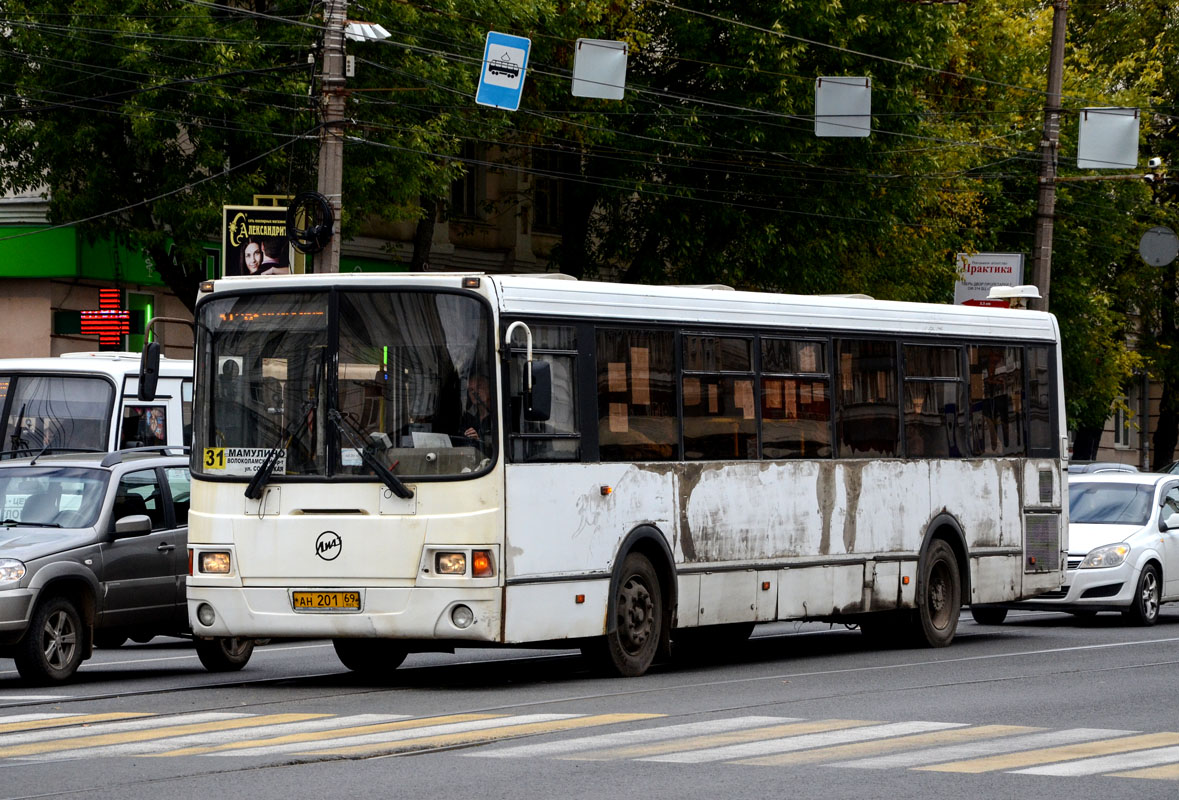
[533, 148, 572, 233]
[508, 323, 580, 462]
[835, 339, 899, 458]
[969, 345, 1024, 456]
[761, 338, 831, 458]
[597, 329, 678, 461]
[681, 334, 756, 460]
[903, 344, 965, 458]
[449, 142, 484, 220]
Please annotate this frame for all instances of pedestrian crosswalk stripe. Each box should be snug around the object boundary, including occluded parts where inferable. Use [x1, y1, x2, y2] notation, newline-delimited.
[834, 727, 1137, 770]
[571, 719, 873, 762]
[469, 716, 792, 759]
[0, 713, 324, 759]
[915, 732, 1179, 773]
[0, 712, 246, 755]
[301, 714, 663, 758]
[736, 724, 1042, 767]
[642, 721, 967, 764]
[21, 715, 394, 762]
[1015, 744, 1179, 777]
[1111, 761, 1179, 780]
[0, 712, 149, 735]
[161, 713, 501, 757]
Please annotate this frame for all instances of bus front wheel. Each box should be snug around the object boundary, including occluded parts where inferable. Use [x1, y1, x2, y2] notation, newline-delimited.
[333, 639, 408, 675]
[910, 539, 960, 647]
[583, 552, 663, 677]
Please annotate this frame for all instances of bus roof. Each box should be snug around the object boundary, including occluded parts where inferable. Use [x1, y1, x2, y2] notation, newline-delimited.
[206, 271, 1060, 342]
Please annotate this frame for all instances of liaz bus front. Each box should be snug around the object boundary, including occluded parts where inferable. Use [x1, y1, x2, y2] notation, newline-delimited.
[185, 274, 506, 668]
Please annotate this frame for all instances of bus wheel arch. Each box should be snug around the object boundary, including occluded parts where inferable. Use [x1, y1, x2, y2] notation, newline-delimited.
[912, 515, 969, 647]
[587, 525, 676, 676]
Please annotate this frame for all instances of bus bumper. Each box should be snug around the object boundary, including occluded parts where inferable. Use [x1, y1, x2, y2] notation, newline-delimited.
[187, 586, 502, 642]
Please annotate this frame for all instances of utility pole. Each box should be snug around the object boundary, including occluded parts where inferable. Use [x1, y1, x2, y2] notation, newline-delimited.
[317, 0, 348, 273]
[1030, 0, 1069, 312]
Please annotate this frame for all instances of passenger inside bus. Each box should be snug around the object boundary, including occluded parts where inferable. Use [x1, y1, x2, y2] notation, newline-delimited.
[459, 373, 492, 451]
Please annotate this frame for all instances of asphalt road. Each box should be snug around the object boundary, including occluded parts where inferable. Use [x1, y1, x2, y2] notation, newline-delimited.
[2, 609, 1178, 800]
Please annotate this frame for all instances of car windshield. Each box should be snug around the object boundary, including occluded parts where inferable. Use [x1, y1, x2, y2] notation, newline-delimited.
[0, 467, 109, 529]
[1068, 482, 1154, 525]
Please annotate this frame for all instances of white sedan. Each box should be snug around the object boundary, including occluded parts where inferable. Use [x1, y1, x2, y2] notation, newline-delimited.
[972, 472, 1179, 626]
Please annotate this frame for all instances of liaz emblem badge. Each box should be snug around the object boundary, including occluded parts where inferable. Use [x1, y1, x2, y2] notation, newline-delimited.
[316, 531, 342, 561]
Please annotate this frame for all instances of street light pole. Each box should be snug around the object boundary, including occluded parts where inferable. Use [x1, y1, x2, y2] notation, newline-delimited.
[317, 0, 347, 273]
[1030, 0, 1069, 313]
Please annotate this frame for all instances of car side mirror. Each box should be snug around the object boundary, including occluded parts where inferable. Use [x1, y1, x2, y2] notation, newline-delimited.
[1159, 511, 1179, 532]
[525, 360, 551, 422]
[139, 341, 161, 401]
[113, 514, 153, 538]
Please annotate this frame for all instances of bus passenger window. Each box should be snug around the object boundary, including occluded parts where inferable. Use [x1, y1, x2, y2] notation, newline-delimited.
[1026, 345, 1055, 455]
[681, 335, 755, 460]
[597, 329, 678, 461]
[969, 345, 1024, 456]
[761, 338, 831, 458]
[835, 339, 899, 458]
[903, 345, 965, 458]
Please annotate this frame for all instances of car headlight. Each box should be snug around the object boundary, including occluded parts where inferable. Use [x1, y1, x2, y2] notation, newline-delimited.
[1079, 543, 1131, 569]
[0, 558, 26, 586]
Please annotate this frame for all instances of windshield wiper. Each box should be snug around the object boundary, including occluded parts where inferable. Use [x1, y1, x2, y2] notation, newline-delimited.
[328, 409, 414, 499]
[1, 518, 60, 528]
[244, 399, 315, 500]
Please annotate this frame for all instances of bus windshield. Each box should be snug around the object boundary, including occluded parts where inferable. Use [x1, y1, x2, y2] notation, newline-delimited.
[195, 289, 494, 480]
[0, 375, 114, 458]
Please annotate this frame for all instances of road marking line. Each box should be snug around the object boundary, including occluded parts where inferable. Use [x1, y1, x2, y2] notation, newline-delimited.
[468, 717, 793, 759]
[915, 732, 1179, 773]
[163, 713, 504, 757]
[1015, 744, 1179, 776]
[0, 713, 150, 734]
[0, 714, 310, 758]
[0, 696, 69, 702]
[642, 721, 966, 764]
[1111, 761, 1179, 780]
[301, 714, 662, 758]
[571, 719, 870, 762]
[833, 727, 1136, 769]
[737, 724, 1041, 767]
[0, 712, 245, 752]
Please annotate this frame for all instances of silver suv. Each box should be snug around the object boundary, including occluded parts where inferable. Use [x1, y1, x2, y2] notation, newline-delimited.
[0, 447, 253, 683]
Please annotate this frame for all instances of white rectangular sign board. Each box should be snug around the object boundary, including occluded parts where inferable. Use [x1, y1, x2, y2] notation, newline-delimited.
[954, 252, 1024, 306]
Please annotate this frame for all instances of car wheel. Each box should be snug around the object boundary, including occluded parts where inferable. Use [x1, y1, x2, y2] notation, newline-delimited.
[15, 597, 85, 684]
[970, 606, 1008, 625]
[1122, 564, 1161, 626]
[195, 637, 254, 671]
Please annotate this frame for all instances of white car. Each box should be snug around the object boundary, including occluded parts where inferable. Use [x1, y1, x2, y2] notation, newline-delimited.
[972, 472, 1179, 626]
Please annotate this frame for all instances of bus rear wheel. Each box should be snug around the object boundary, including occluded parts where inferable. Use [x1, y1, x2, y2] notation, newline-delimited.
[333, 639, 408, 675]
[583, 553, 663, 677]
[910, 539, 960, 647]
[195, 637, 254, 672]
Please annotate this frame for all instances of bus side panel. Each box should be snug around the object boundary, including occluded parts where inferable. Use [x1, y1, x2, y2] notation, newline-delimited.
[503, 582, 611, 642]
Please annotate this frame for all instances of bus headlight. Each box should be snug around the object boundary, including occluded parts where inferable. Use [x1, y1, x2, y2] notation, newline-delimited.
[199, 551, 232, 574]
[1079, 543, 1131, 569]
[436, 552, 466, 574]
[0, 559, 26, 586]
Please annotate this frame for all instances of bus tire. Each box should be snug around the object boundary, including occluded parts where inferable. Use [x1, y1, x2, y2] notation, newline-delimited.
[333, 639, 408, 675]
[195, 637, 254, 672]
[969, 606, 1008, 625]
[585, 552, 663, 677]
[911, 539, 960, 647]
[1122, 563, 1161, 626]
[15, 596, 85, 684]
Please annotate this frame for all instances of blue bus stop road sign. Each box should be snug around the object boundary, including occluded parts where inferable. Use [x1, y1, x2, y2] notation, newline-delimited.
[476, 31, 531, 111]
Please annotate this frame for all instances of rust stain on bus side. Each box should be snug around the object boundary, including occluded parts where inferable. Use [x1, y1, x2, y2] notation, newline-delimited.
[842, 462, 862, 554]
[817, 462, 835, 556]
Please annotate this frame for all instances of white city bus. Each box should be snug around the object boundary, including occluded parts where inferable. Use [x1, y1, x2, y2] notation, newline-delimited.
[177, 273, 1065, 676]
[1, 352, 192, 458]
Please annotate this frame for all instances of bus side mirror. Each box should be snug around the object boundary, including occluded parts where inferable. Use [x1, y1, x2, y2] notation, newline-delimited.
[525, 361, 551, 422]
[139, 342, 161, 401]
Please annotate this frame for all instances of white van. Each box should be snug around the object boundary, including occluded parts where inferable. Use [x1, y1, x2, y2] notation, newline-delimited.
[0, 352, 192, 458]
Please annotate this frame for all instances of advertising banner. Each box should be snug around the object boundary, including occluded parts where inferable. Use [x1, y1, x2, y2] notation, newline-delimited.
[953, 253, 1024, 307]
[222, 205, 295, 277]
